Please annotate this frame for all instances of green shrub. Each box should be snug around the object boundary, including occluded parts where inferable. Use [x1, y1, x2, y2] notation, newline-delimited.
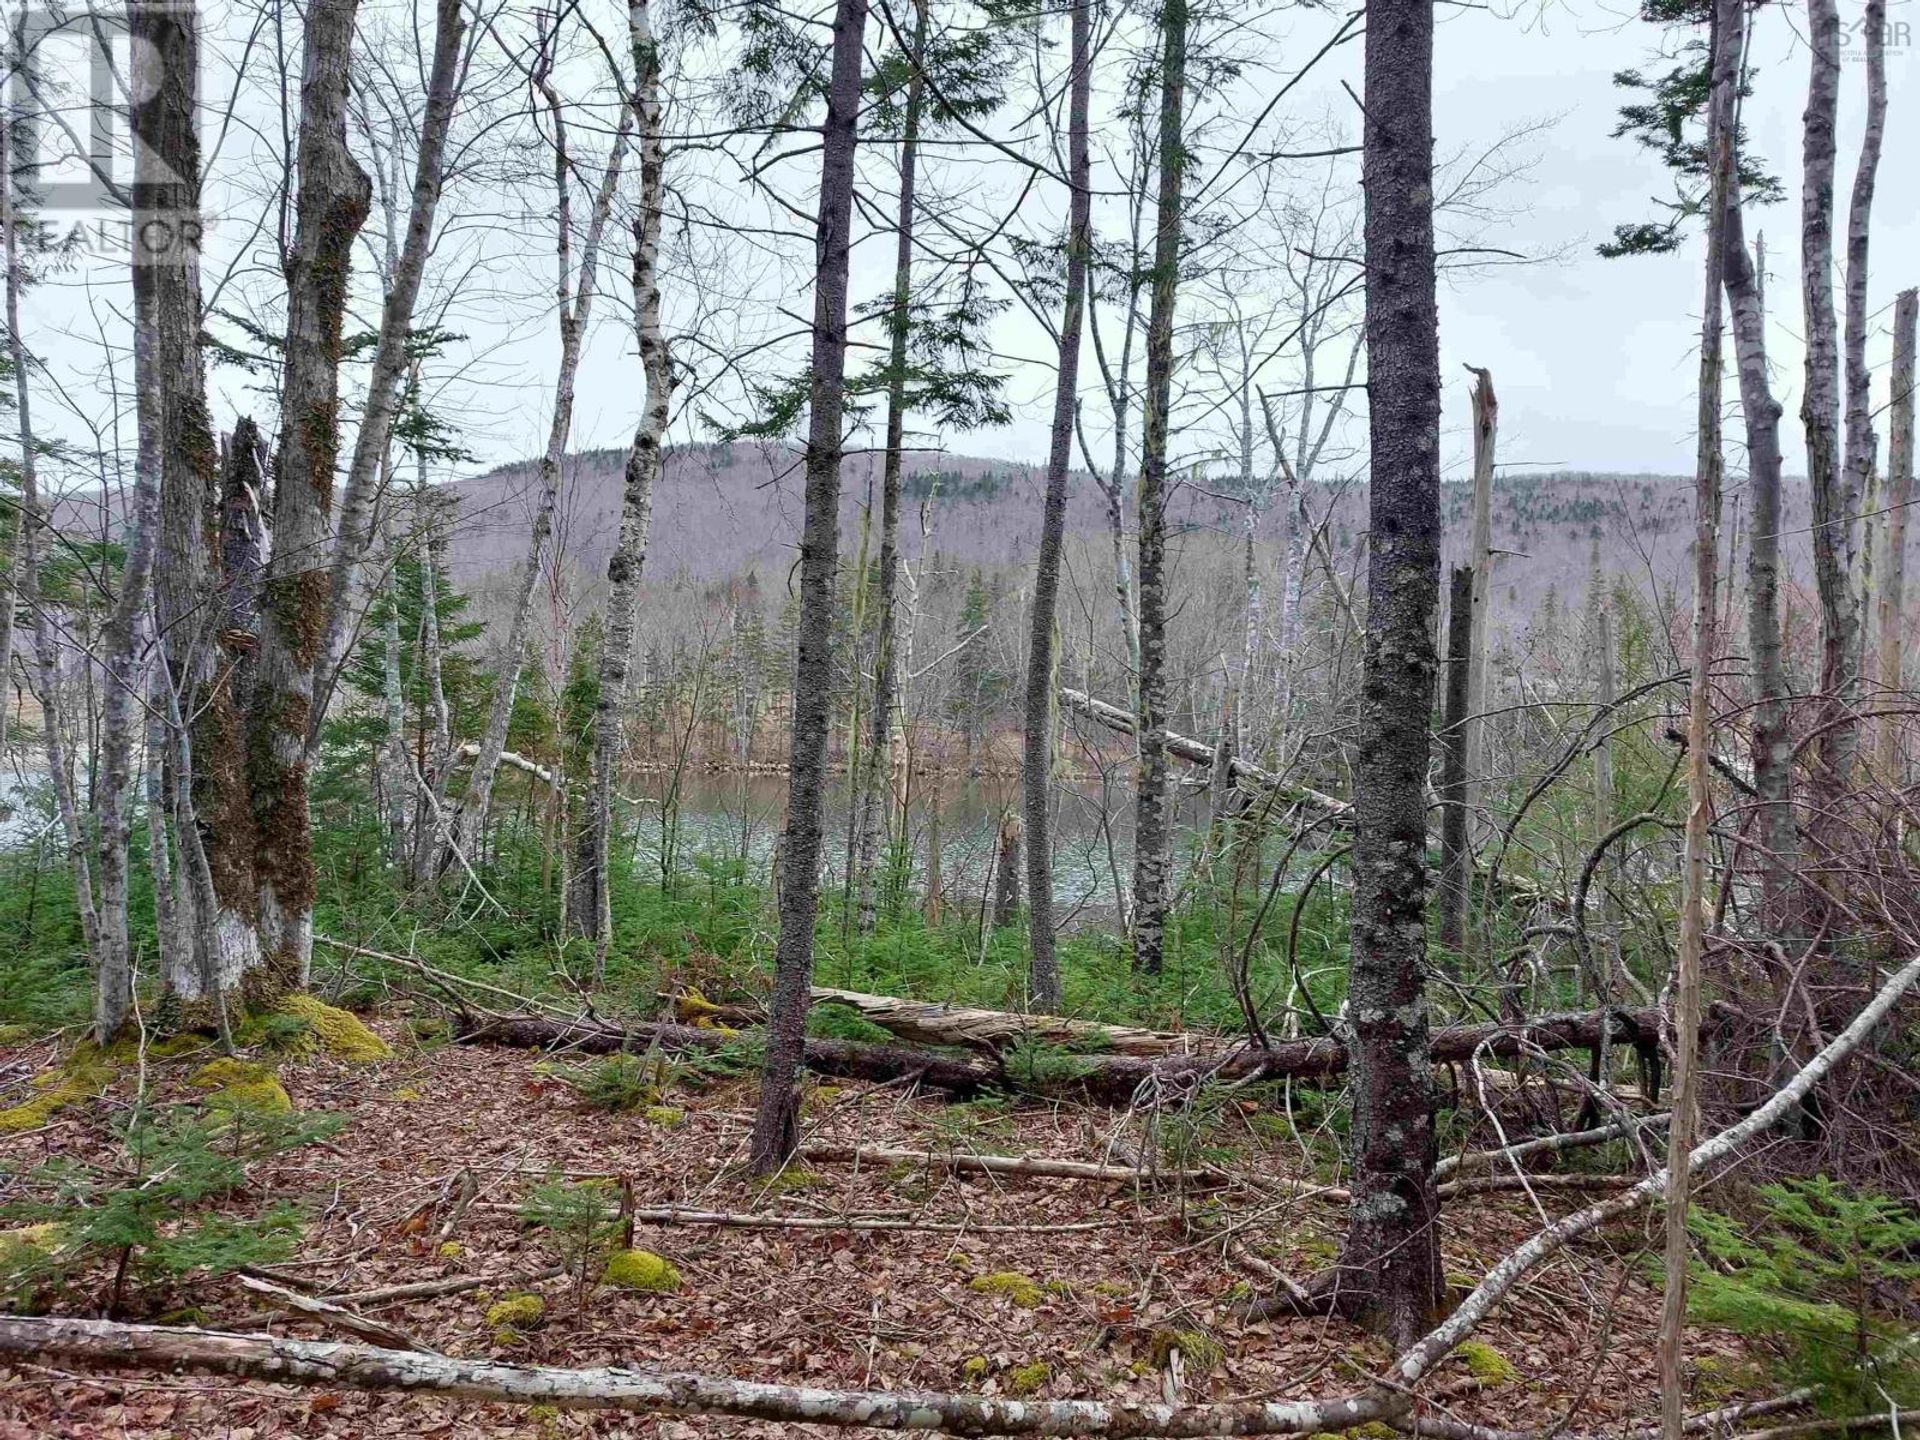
[1686, 1178, 1920, 1412]
[559, 1053, 660, 1113]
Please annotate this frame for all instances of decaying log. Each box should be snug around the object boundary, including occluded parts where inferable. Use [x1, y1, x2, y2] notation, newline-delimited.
[459, 1005, 1687, 1108]
[799, 1142, 1214, 1186]
[629, 1206, 1154, 1235]
[0, 1316, 1394, 1435]
[810, 987, 1219, 1057]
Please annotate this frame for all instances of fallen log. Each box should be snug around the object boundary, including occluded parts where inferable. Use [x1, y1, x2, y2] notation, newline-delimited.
[0, 1316, 1394, 1435]
[459, 1005, 1686, 1108]
[810, 988, 1220, 1057]
[628, 1206, 1157, 1234]
[1059, 688, 1348, 818]
[799, 1142, 1215, 1186]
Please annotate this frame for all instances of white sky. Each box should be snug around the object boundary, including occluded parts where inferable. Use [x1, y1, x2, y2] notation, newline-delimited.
[16, 0, 1920, 493]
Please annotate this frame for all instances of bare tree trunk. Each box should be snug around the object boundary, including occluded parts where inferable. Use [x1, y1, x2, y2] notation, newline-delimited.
[992, 814, 1021, 930]
[1437, 565, 1473, 959]
[457, 65, 632, 862]
[855, 0, 928, 936]
[748, 0, 869, 1175]
[1461, 366, 1495, 860]
[1877, 289, 1918, 781]
[1021, 0, 1092, 1011]
[3, 117, 102, 976]
[1336, 0, 1443, 1347]
[130, 2, 255, 1008]
[1836, 0, 1885, 784]
[1129, 0, 1187, 978]
[411, 443, 455, 884]
[308, 0, 468, 745]
[1800, 0, 1849, 797]
[94, 6, 185, 1037]
[250, 0, 372, 987]
[571, 0, 671, 977]
[1659, 2, 1734, 1430]
[1587, 550, 1622, 996]
[1723, 167, 1797, 930]
[376, 509, 413, 869]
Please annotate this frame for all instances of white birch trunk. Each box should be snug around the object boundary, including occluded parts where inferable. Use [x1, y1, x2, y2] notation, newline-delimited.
[1876, 289, 1918, 781]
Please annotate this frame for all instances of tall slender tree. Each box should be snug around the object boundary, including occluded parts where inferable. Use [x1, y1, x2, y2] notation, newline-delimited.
[1129, 0, 1188, 978]
[1876, 288, 1918, 781]
[569, 0, 674, 971]
[748, 0, 871, 1174]
[1019, 0, 1093, 1012]
[1337, 0, 1443, 1345]
[1659, 0, 1736, 1427]
[853, 0, 929, 936]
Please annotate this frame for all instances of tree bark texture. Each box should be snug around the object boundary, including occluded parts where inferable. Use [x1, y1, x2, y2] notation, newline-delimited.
[1877, 289, 1918, 781]
[570, 0, 671, 974]
[1723, 163, 1797, 933]
[250, 0, 371, 986]
[1437, 565, 1473, 958]
[1338, 0, 1444, 1346]
[749, 0, 870, 1174]
[1021, 0, 1092, 1010]
[1800, 0, 1851, 797]
[1129, 0, 1187, 978]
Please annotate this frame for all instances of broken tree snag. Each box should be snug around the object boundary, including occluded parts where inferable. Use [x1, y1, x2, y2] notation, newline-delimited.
[0, 1317, 1397, 1435]
[458, 1005, 1685, 1107]
[809, 987, 1221, 1056]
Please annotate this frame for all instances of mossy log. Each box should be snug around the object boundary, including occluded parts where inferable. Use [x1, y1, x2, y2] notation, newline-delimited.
[456, 1005, 1701, 1108]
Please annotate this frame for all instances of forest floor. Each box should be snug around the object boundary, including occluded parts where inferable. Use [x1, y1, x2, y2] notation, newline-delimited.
[0, 1012, 1776, 1440]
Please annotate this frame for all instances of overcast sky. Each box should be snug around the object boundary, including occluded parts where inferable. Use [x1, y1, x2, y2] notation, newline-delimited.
[18, 0, 1918, 494]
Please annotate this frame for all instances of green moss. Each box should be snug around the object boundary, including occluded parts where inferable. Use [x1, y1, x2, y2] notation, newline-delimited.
[1455, 1340, 1518, 1386]
[969, 1271, 1043, 1308]
[486, 1293, 546, 1330]
[279, 995, 391, 1061]
[642, 1105, 685, 1127]
[438, 1242, 464, 1260]
[0, 1223, 62, 1266]
[190, 1057, 291, 1114]
[758, 1167, 829, 1193]
[604, 1248, 681, 1293]
[1150, 1329, 1225, 1371]
[960, 1356, 990, 1381]
[0, 1025, 32, 1046]
[1006, 1360, 1051, 1396]
[0, 1044, 113, 1133]
[191, 1057, 274, 1090]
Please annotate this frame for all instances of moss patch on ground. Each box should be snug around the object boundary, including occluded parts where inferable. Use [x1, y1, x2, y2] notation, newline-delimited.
[1455, 1339, 1518, 1386]
[279, 996, 391, 1061]
[604, 1248, 681, 1293]
[1005, 1360, 1051, 1396]
[190, 1057, 291, 1113]
[969, 1271, 1044, 1308]
[0, 1044, 113, 1134]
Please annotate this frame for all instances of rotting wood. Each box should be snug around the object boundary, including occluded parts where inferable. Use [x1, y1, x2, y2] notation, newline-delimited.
[628, 1206, 1161, 1235]
[799, 1142, 1215, 1186]
[458, 1004, 1697, 1108]
[809, 988, 1221, 1056]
